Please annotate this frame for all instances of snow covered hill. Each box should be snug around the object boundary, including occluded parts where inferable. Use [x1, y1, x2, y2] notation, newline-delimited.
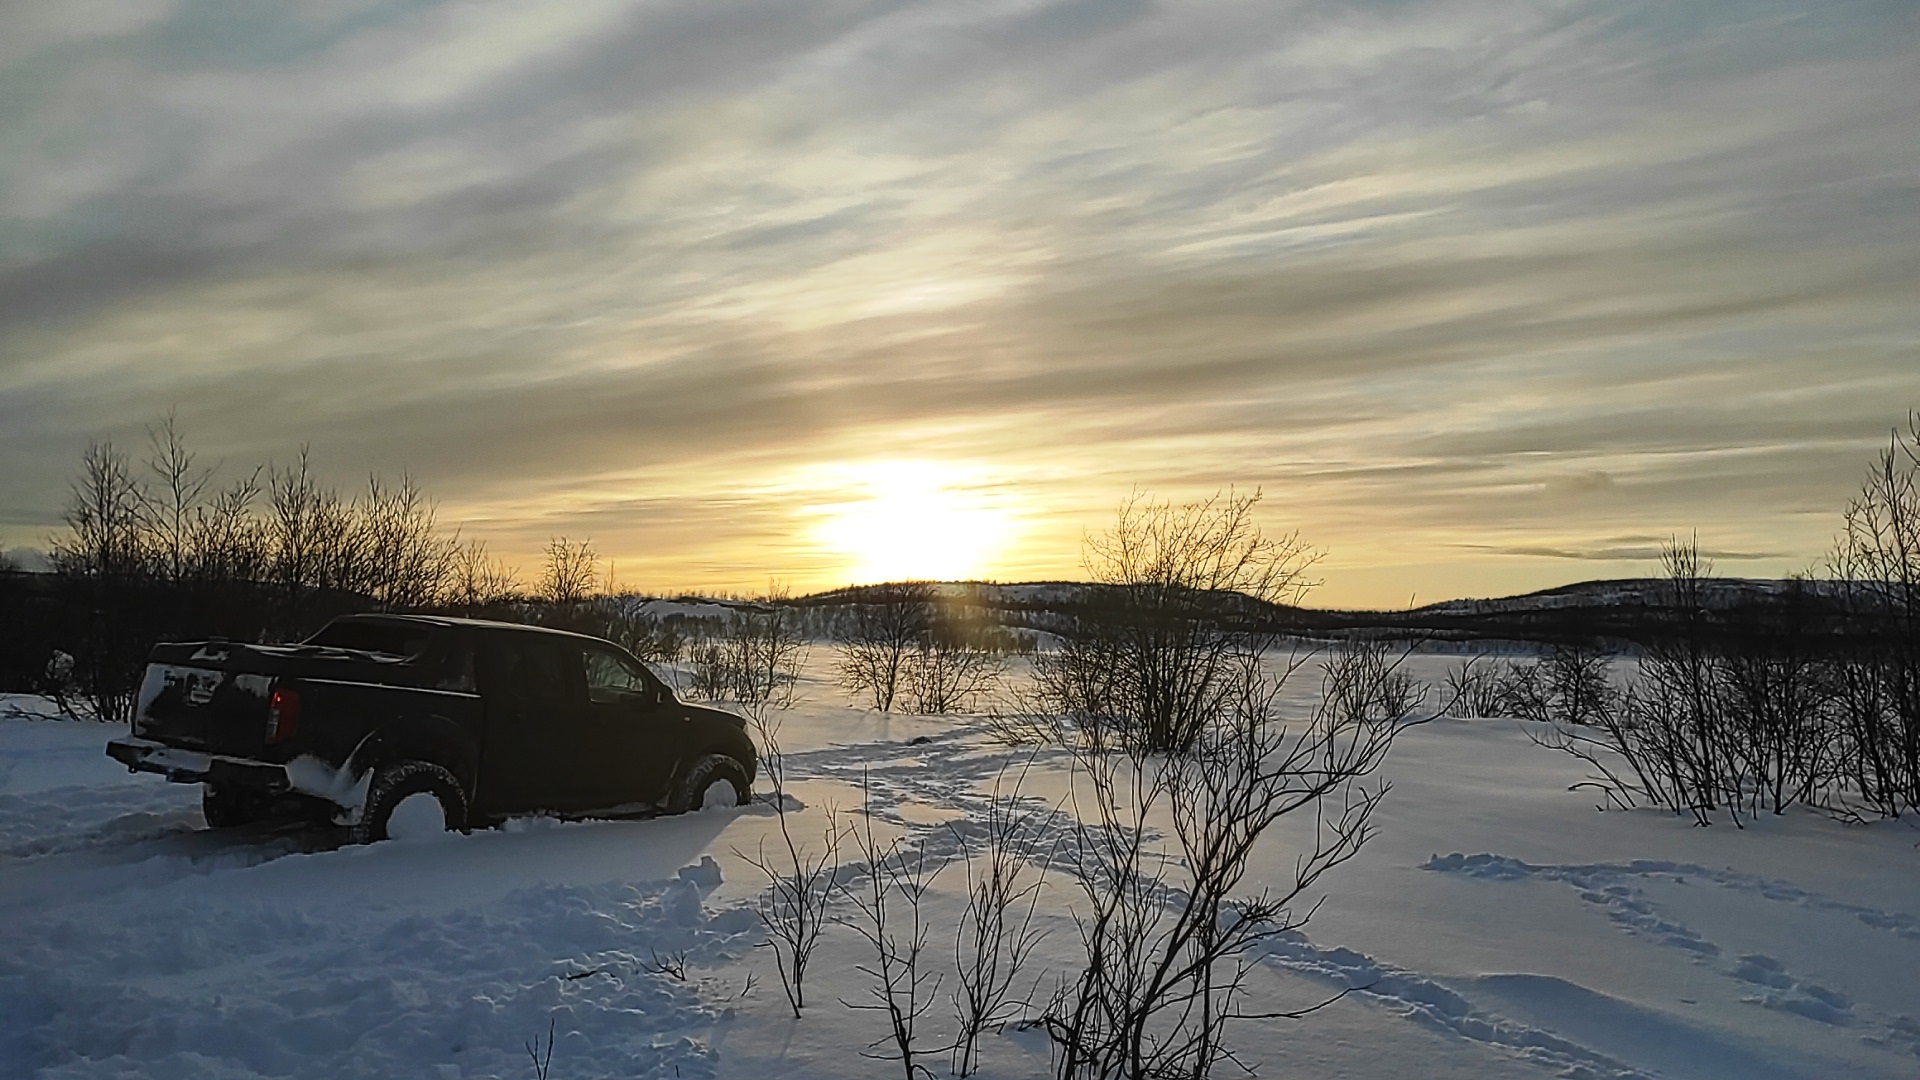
[4, 655, 1918, 1079]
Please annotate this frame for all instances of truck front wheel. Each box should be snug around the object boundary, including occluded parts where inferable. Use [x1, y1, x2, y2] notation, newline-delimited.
[352, 761, 469, 844]
[668, 754, 751, 814]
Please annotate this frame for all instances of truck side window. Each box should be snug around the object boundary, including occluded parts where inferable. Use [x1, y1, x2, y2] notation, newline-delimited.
[501, 639, 573, 704]
[582, 647, 653, 705]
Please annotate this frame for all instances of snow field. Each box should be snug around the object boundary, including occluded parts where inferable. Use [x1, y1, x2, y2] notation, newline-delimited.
[4, 651, 1919, 1079]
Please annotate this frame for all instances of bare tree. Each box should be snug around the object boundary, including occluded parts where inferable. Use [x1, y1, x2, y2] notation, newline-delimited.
[143, 411, 214, 584]
[1495, 660, 1554, 724]
[191, 471, 269, 588]
[51, 440, 153, 724]
[54, 440, 150, 583]
[542, 536, 599, 607]
[1659, 537, 1723, 812]
[685, 640, 734, 702]
[1528, 540, 1721, 820]
[448, 537, 521, 612]
[356, 475, 457, 610]
[267, 448, 337, 599]
[39, 426, 494, 722]
[837, 583, 937, 711]
[685, 600, 808, 711]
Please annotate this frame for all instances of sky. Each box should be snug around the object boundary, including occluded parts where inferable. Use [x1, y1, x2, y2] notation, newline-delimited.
[1, 1, 1917, 607]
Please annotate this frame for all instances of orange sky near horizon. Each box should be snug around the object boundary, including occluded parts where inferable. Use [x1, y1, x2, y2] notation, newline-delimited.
[2, 3, 1916, 608]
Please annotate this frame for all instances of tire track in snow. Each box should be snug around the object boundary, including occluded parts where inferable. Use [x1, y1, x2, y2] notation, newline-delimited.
[1244, 932, 1660, 1080]
[0, 783, 204, 859]
[788, 728, 1677, 1079]
[0, 858, 761, 1080]
[1426, 853, 1920, 1061]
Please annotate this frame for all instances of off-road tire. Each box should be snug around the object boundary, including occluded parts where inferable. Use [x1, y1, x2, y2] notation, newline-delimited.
[202, 783, 268, 828]
[667, 754, 751, 814]
[351, 760, 469, 844]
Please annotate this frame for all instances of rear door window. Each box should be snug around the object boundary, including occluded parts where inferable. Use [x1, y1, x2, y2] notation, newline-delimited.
[497, 637, 579, 707]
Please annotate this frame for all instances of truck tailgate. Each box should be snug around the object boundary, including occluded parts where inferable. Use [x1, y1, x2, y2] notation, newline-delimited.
[134, 643, 280, 755]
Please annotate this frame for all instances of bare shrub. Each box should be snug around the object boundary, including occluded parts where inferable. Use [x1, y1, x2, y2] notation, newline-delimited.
[1321, 639, 1427, 726]
[1718, 587, 1840, 816]
[639, 948, 691, 981]
[1495, 660, 1553, 724]
[1036, 652, 1404, 1079]
[604, 608, 686, 667]
[685, 641, 734, 702]
[1545, 642, 1616, 728]
[948, 765, 1052, 1077]
[841, 775, 944, 1078]
[686, 604, 808, 711]
[1029, 489, 1320, 755]
[837, 583, 936, 711]
[1531, 539, 1844, 822]
[740, 768, 838, 1017]
[904, 640, 1006, 715]
[525, 1017, 555, 1080]
[1829, 412, 1920, 816]
[733, 602, 831, 1019]
[1442, 656, 1506, 718]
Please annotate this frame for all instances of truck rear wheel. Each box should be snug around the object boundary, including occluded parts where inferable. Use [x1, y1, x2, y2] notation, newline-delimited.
[352, 761, 468, 844]
[202, 783, 268, 829]
[668, 754, 751, 814]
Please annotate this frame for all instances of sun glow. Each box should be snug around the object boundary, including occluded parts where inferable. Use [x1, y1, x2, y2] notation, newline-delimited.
[806, 460, 1019, 584]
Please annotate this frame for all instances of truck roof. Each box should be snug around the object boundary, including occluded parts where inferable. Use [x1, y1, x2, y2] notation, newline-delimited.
[331, 613, 611, 644]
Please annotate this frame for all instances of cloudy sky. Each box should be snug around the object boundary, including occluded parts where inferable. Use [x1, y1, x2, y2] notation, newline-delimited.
[2, 1, 1916, 606]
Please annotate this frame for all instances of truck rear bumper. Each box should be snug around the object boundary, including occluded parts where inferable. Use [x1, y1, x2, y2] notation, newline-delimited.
[107, 737, 291, 793]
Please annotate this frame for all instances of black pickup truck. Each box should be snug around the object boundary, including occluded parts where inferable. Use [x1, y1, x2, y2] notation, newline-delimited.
[107, 614, 757, 842]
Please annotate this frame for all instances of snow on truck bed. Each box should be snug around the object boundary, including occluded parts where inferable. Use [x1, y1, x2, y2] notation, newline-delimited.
[4, 656, 1919, 1080]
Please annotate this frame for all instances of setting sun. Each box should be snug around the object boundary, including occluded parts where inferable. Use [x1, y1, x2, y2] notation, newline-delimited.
[804, 460, 1019, 584]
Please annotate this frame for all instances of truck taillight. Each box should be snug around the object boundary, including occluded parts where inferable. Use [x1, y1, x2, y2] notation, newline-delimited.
[267, 686, 301, 743]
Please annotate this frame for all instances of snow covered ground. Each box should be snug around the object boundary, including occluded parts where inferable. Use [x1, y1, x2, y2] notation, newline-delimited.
[3, 655, 1918, 1079]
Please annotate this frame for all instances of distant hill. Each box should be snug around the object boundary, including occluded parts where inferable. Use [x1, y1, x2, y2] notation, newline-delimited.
[793, 577, 1868, 649]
